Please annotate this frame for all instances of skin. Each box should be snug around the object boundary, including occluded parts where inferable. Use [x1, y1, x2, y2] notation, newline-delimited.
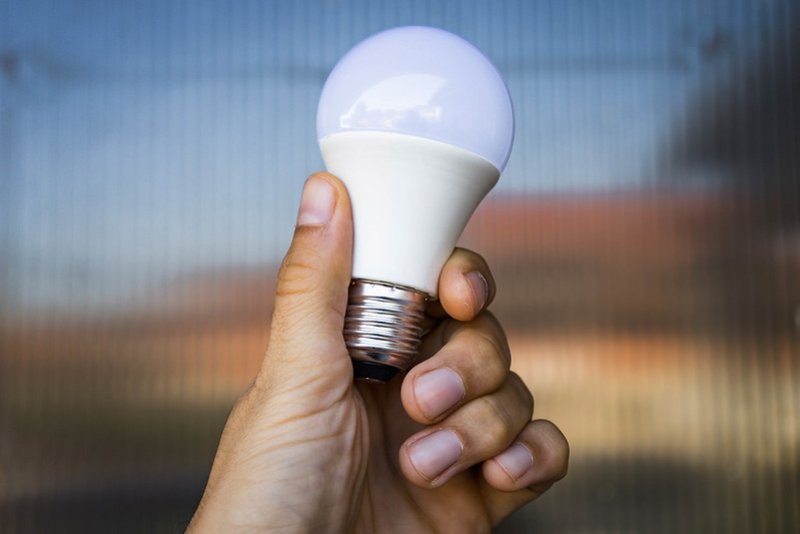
[189, 173, 569, 533]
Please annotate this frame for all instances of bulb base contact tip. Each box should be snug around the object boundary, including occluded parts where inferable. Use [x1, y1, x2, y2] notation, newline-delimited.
[345, 279, 428, 382]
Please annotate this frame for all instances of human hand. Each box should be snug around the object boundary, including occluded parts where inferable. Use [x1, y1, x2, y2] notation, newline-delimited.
[188, 173, 569, 533]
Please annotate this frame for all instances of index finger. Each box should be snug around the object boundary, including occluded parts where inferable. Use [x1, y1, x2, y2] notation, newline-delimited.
[427, 247, 497, 322]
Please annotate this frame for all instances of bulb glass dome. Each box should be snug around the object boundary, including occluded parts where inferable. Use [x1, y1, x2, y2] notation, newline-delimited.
[317, 26, 514, 171]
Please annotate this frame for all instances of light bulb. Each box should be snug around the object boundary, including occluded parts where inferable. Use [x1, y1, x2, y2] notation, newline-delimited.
[317, 26, 514, 382]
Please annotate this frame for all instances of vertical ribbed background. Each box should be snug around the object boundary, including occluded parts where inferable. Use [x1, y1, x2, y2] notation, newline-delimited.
[1, 1, 798, 531]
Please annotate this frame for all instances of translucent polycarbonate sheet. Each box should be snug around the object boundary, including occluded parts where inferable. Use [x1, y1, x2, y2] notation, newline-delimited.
[1, 1, 798, 532]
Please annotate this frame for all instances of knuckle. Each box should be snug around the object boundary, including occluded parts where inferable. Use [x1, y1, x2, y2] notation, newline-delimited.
[551, 431, 570, 481]
[468, 333, 508, 388]
[550, 445, 570, 481]
[535, 419, 570, 481]
[509, 372, 534, 415]
[475, 395, 518, 449]
[475, 331, 511, 376]
[477, 314, 510, 359]
[276, 241, 322, 298]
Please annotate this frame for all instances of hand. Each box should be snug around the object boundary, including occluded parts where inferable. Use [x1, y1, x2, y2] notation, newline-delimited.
[189, 173, 569, 533]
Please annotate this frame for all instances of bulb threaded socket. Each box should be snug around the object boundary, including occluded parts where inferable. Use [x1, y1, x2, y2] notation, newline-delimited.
[344, 279, 428, 382]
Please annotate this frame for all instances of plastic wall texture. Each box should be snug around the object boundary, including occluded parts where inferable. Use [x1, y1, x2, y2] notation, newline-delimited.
[1, 1, 798, 532]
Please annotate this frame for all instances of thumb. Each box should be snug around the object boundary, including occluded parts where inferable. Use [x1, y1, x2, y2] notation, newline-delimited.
[259, 173, 354, 388]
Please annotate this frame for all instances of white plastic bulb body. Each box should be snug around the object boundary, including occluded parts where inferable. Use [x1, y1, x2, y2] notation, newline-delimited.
[317, 26, 514, 381]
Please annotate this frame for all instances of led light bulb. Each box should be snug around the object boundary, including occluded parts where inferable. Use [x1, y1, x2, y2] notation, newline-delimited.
[317, 26, 514, 382]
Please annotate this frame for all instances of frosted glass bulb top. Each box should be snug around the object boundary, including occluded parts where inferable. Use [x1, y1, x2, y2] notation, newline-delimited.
[317, 26, 514, 171]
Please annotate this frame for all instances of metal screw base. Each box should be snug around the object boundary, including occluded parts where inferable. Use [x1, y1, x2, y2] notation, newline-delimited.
[344, 279, 428, 382]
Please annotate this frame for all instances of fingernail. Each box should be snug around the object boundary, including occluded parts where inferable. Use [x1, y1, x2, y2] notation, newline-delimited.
[466, 271, 489, 310]
[495, 442, 534, 481]
[414, 368, 465, 419]
[297, 177, 335, 226]
[407, 430, 463, 480]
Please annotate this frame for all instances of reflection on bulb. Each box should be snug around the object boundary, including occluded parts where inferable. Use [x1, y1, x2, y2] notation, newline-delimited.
[317, 26, 514, 382]
[339, 73, 446, 129]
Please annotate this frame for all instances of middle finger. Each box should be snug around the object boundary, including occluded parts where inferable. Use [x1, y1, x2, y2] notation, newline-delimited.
[402, 312, 511, 424]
